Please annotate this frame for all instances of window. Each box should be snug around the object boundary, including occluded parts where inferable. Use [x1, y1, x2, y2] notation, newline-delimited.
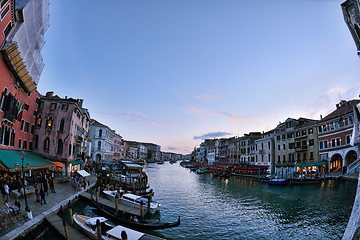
[44, 137, 50, 151]
[282, 135, 285, 140]
[309, 139, 314, 146]
[1, 0, 9, 9]
[336, 137, 341, 146]
[303, 152, 307, 161]
[324, 141, 328, 148]
[34, 135, 39, 148]
[23, 140, 27, 150]
[318, 126, 323, 133]
[1, 5, 9, 19]
[29, 142, 33, 151]
[68, 143, 72, 156]
[349, 116, 353, 124]
[25, 122, 29, 133]
[3, 22, 11, 39]
[61, 104, 68, 111]
[319, 141, 323, 149]
[98, 141, 101, 150]
[50, 103, 57, 110]
[308, 128, 313, 135]
[18, 139, 22, 149]
[36, 114, 42, 127]
[296, 131, 300, 137]
[283, 144, 285, 150]
[323, 125, 327, 131]
[57, 139, 63, 154]
[331, 139, 336, 148]
[20, 120, 24, 131]
[346, 135, 351, 144]
[297, 153, 301, 161]
[59, 118, 65, 132]
[301, 130, 306, 136]
[0, 124, 3, 145]
[24, 104, 29, 111]
[99, 129, 103, 138]
[10, 128, 14, 146]
[46, 115, 53, 129]
[310, 152, 314, 160]
[30, 125, 34, 134]
[277, 145, 280, 151]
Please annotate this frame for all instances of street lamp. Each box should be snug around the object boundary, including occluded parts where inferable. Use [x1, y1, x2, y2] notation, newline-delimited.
[20, 151, 32, 219]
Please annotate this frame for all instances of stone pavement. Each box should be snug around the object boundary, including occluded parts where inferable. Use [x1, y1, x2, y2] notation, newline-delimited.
[0, 174, 97, 240]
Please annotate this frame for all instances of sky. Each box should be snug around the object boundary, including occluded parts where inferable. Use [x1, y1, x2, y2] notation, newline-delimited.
[37, 0, 360, 155]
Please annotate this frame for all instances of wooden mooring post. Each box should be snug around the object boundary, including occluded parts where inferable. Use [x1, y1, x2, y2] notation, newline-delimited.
[62, 219, 69, 240]
[96, 219, 102, 240]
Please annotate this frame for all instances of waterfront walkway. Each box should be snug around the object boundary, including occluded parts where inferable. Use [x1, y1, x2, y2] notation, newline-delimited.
[0, 174, 97, 240]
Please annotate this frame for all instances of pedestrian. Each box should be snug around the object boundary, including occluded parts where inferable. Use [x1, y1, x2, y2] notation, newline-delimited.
[4, 183, 9, 203]
[49, 177, 55, 193]
[40, 185, 46, 205]
[14, 198, 21, 214]
[35, 186, 40, 204]
[43, 178, 48, 195]
[0, 183, 5, 203]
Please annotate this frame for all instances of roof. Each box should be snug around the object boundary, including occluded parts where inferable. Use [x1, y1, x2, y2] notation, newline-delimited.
[123, 163, 143, 169]
[0, 149, 54, 172]
[320, 99, 360, 122]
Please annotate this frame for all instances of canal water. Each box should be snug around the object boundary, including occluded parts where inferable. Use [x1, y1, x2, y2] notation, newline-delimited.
[69, 162, 357, 240]
[142, 162, 357, 240]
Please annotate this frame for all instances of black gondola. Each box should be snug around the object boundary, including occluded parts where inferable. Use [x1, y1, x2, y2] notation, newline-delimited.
[90, 195, 180, 230]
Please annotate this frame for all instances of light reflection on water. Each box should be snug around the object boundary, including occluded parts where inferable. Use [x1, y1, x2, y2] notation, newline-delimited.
[142, 163, 357, 240]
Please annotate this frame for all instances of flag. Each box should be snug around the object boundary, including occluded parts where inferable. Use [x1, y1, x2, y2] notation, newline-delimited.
[350, 103, 360, 146]
[16, 101, 23, 121]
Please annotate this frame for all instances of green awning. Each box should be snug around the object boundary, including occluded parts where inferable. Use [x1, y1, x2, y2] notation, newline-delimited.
[71, 160, 84, 166]
[275, 164, 295, 167]
[0, 149, 54, 172]
[295, 162, 327, 167]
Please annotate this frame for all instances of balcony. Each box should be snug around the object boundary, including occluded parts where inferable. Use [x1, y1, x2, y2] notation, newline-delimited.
[295, 146, 307, 152]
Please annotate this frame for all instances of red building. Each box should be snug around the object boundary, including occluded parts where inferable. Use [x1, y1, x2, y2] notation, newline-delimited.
[0, 0, 49, 152]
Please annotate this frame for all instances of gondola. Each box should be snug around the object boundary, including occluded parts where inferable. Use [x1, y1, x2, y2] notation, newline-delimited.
[90, 194, 180, 230]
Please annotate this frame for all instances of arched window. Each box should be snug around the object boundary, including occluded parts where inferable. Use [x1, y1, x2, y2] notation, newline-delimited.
[59, 118, 65, 132]
[99, 129, 102, 138]
[98, 141, 101, 150]
[0, 88, 7, 110]
[44, 137, 50, 151]
[36, 114, 42, 127]
[10, 128, 15, 146]
[46, 115, 53, 129]
[57, 139, 63, 154]
[3, 126, 10, 146]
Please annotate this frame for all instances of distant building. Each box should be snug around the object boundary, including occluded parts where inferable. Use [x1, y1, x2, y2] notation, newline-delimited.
[254, 130, 274, 173]
[89, 119, 115, 164]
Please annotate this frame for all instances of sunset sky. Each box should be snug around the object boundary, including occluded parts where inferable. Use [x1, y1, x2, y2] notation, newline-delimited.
[37, 0, 360, 154]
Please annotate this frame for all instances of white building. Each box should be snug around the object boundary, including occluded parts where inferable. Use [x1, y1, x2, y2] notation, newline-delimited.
[88, 119, 115, 163]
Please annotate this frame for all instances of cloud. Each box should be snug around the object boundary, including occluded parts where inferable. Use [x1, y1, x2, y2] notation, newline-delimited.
[98, 111, 178, 128]
[194, 94, 218, 101]
[193, 131, 232, 140]
[184, 106, 206, 117]
[209, 111, 263, 123]
[165, 146, 178, 151]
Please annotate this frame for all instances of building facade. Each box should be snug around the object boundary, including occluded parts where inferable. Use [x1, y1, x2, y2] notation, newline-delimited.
[89, 119, 115, 163]
[342, 0, 360, 56]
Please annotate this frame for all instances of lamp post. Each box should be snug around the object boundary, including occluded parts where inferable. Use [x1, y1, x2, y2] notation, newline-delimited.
[19, 151, 32, 219]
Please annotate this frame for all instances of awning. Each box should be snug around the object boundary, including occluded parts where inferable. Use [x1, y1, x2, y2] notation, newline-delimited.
[0, 149, 54, 172]
[275, 164, 294, 167]
[71, 160, 84, 166]
[295, 162, 327, 168]
[76, 170, 90, 177]
[0, 43, 36, 93]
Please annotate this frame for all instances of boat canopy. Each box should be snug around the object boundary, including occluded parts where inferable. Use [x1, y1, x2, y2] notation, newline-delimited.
[85, 217, 107, 226]
[106, 225, 144, 240]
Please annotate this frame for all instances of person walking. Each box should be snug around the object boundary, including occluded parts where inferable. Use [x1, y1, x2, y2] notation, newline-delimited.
[0, 183, 5, 203]
[35, 186, 40, 204]
[4, 183, 9, 203]
[43, 178, 49, 195]
[40, 185, 46, 205]
[49, 177, 55, 193]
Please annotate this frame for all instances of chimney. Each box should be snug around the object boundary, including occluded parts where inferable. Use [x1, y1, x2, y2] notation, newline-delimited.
[46, 91, 54, 97]
[320, 115, 323, 120]
[78, 99, 84, 107]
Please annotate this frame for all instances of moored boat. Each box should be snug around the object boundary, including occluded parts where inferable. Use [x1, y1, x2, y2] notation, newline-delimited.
[73, 213, 163, 240]
[90, 195, 180, 230]
[103, 190, 161, 213]
[268, 178, 288, 186]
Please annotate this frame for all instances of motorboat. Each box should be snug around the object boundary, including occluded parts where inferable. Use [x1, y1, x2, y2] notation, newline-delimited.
[268, 178, 288, 186]
[103, 190, 161, 213]
[73, 213, 163, 240]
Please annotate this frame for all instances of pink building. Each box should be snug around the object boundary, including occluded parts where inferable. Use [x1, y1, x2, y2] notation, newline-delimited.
[33, 92, 90, 176]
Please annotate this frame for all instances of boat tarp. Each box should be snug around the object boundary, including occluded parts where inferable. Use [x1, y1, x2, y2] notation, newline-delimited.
[0, 149, 54, 172]
[106, 225, 144, 240]
[76, 170, 90, 177]
[71, 160, 84, 166]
